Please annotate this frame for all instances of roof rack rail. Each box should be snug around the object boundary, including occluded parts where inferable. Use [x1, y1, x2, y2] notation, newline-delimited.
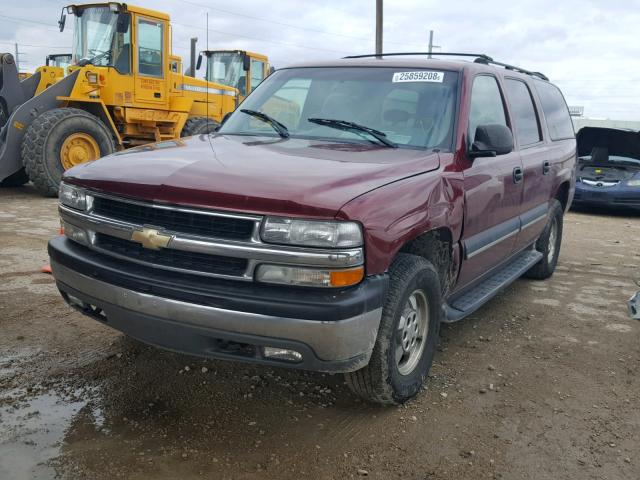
[342, 52, 549, 81]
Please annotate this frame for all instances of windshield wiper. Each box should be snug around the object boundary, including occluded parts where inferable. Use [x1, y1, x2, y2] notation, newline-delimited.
[307, 118, 397, 148]
[240, 109, 289, 139]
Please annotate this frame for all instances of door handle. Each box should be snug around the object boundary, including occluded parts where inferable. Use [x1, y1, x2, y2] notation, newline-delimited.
[513, 167, 524, 184]
[154, 92, 161, 98]
[542, 161, 551, 175]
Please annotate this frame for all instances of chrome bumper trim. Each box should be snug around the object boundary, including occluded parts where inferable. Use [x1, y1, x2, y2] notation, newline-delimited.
[52, 261, 381, 362]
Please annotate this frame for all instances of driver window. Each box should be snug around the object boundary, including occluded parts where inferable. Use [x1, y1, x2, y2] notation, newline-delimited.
[469, 75, 507, 143]
[137, 18, 163, 77]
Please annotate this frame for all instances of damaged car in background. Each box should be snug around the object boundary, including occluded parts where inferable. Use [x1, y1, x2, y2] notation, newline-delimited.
[573, 127, 640, 210]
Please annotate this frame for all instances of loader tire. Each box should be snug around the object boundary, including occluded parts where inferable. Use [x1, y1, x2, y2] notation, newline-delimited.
[181, 117, 219, 137]
[22, 108, 115, 197]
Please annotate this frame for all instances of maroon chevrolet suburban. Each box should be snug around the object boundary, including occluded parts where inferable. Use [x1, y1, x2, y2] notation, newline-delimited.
[49, 53, 576, 404]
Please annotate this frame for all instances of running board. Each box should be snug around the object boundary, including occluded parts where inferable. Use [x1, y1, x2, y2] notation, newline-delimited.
[444, 249, 543, 323]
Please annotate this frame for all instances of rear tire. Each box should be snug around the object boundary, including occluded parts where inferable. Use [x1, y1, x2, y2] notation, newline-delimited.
[525, 199, 563, 280]
[344, 254, 442, 405]
[181, 117, 219, 137]
[22, 108, 115, 197]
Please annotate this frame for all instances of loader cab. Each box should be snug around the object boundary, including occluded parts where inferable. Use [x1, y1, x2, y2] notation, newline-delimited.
[201, 50, 269, 101]
[64, 3, 170, 105]
[46, 54, 73, 70]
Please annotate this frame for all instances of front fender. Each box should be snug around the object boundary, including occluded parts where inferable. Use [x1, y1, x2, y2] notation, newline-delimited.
[337, 160, 464, 275]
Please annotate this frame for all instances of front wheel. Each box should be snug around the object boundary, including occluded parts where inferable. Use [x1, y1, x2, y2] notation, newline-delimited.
[22, 108, 115, 196]
[525, 199, 564, 280]
[344, 254, 442, 405]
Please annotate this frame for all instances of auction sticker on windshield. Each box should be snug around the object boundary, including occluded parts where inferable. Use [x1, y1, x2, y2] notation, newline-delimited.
[392, 71, 444, 83]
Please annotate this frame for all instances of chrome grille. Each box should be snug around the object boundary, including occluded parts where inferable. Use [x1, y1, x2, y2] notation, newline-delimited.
[95, 233, 248, 276]
[92, 196, 255, 241]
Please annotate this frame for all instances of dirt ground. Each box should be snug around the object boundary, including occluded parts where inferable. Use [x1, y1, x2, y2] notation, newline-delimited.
[1, 185, 639, 480]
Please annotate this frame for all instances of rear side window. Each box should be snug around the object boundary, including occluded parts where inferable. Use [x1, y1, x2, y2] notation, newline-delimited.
[504, 79, 541, 146]
[534, 81, 574, 140]
[468, 75, 507, 142]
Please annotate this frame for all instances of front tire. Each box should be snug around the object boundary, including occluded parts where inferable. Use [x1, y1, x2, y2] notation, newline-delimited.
[525, 199, 564, 280]
[345, 254, 442, 405]
[22, 108, 115, 196]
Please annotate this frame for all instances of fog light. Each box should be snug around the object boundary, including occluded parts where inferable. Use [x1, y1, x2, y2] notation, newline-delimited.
[62, 221, 89, 245]
[263, 347, 303, 363]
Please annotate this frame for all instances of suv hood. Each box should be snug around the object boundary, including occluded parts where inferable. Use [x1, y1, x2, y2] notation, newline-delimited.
[65, 134, 440, 218]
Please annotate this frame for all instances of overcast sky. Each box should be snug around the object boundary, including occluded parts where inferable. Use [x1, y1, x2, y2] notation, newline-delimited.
[2, 0, 639, 120]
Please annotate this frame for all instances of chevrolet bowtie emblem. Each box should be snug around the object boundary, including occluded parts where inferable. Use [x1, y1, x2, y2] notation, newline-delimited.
[130, 228, 172, 250]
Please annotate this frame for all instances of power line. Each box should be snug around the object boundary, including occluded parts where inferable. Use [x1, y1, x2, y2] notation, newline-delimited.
[174, 0, 423, 48]
[0, 14, 59, 31]
[0, 40, 68, 49]
[171, 21, 351, 54]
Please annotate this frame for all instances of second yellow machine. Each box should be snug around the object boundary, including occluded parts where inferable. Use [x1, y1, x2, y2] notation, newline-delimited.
[0, 3, 244, 195]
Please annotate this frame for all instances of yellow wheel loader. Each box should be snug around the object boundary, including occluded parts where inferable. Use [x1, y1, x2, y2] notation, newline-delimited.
[0, 3, 238, 195]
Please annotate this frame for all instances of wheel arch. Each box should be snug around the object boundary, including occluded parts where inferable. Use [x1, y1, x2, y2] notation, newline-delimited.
[64, 100, 122, 147]
[397, 227, 456, 295]
[554, 180, 571, 212]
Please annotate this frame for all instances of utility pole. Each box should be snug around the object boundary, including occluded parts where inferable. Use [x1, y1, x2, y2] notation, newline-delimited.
[14, 43, 20, 71]
[427, 30, 440, 58]
[14, 43, 26, 73]
[375, 0, 383, 56]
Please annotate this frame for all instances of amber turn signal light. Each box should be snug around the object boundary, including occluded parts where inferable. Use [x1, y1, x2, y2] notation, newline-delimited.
[330, 266, 364, 287]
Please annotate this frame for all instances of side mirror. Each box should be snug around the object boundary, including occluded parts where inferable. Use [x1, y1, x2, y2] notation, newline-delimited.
[58, 13, 66, 32]
[221, 112, 232, 126]
[469, 124, 514, 158]
[196, 54, 203, 71]
[116, 13, 130, 34]
[243, 53, 251, 72]
[268, 66, 275, 76]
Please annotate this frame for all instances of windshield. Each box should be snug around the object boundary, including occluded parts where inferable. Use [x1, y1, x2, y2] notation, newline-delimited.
[50, 54, 72, 69]
[206, 52, 246, 95]
[219, 67, 458, 149]
[72, 7, 131, 73]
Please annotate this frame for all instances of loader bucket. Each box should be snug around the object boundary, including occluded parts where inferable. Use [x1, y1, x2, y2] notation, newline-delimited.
[0, 53, 40, 128]
[0, 68, 79, 183]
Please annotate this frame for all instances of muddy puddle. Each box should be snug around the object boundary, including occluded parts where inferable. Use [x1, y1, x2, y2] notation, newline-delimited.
[0, 376, 102, 479]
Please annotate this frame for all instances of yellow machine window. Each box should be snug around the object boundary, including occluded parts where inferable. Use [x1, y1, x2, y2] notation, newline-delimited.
[137, 18, 163, 77]
[250, 59, 265, 93]
[72, 7, 131, 74]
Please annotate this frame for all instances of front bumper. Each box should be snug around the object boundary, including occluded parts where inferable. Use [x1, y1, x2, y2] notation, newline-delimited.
[573, 183, 640, 208]
[49, 236, 387, 373]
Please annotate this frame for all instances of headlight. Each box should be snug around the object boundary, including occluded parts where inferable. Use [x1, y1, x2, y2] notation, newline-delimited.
[255, 264, 364, 288]
[59, 183, 87, 210]
[261, 217, 362, 248]
[627, 179, 640, 187]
